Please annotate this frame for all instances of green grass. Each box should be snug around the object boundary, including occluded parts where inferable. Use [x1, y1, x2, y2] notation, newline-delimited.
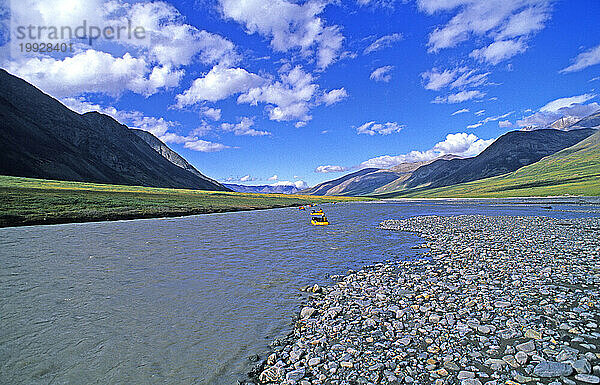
[0, 175, 367, 227]
[372, 130, 600, 199]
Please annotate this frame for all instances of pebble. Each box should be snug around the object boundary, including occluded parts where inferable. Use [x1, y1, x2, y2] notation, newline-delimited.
[252, 216, 600, 385]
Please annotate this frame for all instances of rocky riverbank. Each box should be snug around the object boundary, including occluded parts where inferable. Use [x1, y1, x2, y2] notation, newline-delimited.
[251, 215, 600, 385]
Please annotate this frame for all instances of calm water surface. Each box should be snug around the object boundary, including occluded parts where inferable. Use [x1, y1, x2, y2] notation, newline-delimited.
[1, 200, 600, 384]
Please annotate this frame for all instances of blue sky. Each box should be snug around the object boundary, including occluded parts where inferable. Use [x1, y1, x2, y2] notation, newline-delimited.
[1, 0, 599, 187]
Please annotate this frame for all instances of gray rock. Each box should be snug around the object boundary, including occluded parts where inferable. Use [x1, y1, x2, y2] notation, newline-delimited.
[573, 359, 592, 374]
[300, 307, 316, 319]
[516, 340, 536, 353]
[533, 361, 573, 378]
[574, 374, 600, 384]
[286, 367, 305, 382]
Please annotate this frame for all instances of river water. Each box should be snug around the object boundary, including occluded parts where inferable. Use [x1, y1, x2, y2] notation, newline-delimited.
[1, 199, 600, 384]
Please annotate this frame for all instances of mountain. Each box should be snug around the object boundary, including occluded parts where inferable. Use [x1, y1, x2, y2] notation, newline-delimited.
[382, 128, 600, 198]
[302, 155, 460, 196]
[549, 116, 582, 130]
[569, 111, 600, 130]
[393, 128, 596, 193]
[374, 155, 460, 194]
[0, 69, 227, 191]
[301, 168, 403, 196]
[224, 184, 303, 194]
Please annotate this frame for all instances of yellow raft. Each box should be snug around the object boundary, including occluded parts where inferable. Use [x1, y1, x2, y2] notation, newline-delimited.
[310, 210, 329, 225]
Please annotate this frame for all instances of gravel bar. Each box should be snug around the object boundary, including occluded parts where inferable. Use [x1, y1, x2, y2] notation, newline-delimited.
[250, 215, 600, 385]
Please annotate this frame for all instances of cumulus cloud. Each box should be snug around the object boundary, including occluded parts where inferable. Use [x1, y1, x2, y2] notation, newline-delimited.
[220, 117, 271, 136]
[268, 175, 279, 181]
[6, 51, 183, 98]
[200, 107, 222, 121]
[5, 0, 239, 97]
[175, 66, 267, 106]
[218, 0, 344, 69]
[315, 165, 349, 173]
[321, 88, 349, 105]
[356, 121, 405, 136]
[516, 94, 600, 129]
[498, 120, 513, 128]
[360, 132, 495, 168]
[560, 45, 600, 74]
[432, 90, 486, 104]
[364, 33, 403, 54]
[236, 65, 343, 125]
[370, 66, 394, 83]
[418, 0, 552, 63]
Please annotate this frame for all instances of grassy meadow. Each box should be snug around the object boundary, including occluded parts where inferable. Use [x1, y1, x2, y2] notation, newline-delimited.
[0, 175, 366, 227]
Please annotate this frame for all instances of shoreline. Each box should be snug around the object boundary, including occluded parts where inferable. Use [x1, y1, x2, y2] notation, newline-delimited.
[0, 203, 308, 229]
[0, 175, 367, 228]
[250, 215, 600, 385]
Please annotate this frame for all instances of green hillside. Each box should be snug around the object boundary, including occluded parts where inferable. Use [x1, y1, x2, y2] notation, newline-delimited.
[0, 176, 366, 227]
[374, 129, 600, 198]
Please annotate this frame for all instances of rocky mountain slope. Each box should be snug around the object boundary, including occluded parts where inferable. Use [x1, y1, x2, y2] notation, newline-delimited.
[0, 69, 227, 191]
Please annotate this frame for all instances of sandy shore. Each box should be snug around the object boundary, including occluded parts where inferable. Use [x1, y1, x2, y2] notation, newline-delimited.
[250, 215, 600, 385]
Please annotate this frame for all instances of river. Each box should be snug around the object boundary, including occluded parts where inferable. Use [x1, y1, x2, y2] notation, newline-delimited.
[1, 199, 599, 384]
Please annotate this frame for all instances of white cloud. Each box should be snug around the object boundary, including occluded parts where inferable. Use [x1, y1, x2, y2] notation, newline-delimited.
[5, 0, 239, 98]
[6, 51, 183, 98]
[218, 0, 344, 68]
[175, 66, 267, 106]
[321, 88, 349, 105]
[240, 175, 252, 182]
[237, 65, 340, 125]
[467, 111, 515, 129]
[315, 165, 349, 173]
[360, 132, 495, 168]
[470, 39, 527, 65]
[200, 107, 222, 121]
[540, 94, 596, 113]
[220, 117, 271, 136]
[419, 0, 552, 57]
[422, 68, 457, 90]
[356, 121, 405, 135]
[268, 174, 279, 181]
[433, 90, 486, 104]
[560, 44, 600, 74]
[498, 120, 513, 128]
[370, 66, 394, 83]
[422, 67, 489, 90]
[452, 108, 469, 115]
[364, 33, 403, 54]
[271, 180, 308, 189]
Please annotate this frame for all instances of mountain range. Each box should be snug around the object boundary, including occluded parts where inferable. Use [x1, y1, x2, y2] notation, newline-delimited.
[303, 114, 599, 197]
[0, 69, 227, 191]
[1, 69, 598, 198]
[224, 183, 303, 194]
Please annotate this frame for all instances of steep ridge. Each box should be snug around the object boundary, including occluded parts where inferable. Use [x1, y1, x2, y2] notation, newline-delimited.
[0, 69, 227, 191]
